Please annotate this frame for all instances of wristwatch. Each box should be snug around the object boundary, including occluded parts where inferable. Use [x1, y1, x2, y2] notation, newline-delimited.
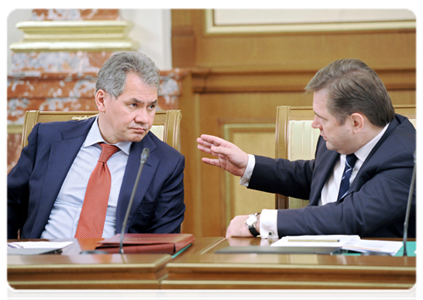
[245, 213, 261, 237]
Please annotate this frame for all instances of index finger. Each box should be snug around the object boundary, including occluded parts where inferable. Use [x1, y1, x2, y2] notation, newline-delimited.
[199, 134, 226, 146]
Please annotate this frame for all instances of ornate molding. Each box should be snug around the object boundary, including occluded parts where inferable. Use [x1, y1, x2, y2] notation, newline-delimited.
[10, 21, 138, 52]
[205, 9, 416, 34]
[190, 67, 416, 93]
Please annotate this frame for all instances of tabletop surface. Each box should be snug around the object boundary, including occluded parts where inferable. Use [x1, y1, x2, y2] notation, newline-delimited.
[7, 236, 416, 290]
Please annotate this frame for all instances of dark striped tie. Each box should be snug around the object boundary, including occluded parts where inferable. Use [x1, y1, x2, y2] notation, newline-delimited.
[337, 154, 358, 201]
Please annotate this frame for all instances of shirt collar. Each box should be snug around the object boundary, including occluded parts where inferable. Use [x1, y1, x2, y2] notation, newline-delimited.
[353, 123, 389, 163]
[83, 116, 132, 155]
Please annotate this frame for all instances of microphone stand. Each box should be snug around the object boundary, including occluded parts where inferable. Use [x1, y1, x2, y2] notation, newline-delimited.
[119, 148, 150, 254]
[402, 151, 416, 256]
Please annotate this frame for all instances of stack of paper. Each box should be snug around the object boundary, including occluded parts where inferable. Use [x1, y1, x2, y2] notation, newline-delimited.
[271, 235, 403, 255]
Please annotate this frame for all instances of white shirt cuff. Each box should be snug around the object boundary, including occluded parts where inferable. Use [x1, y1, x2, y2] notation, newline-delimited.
[259, 209, 279, 239]
[240, 154, 255, 187]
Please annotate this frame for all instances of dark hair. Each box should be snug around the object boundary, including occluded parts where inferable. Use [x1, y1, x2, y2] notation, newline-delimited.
[305, 59, 395, 127]
[96, 51, 160, 98]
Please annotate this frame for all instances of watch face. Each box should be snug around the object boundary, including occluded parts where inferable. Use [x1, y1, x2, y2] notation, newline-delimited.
[246, 215, 256, 226]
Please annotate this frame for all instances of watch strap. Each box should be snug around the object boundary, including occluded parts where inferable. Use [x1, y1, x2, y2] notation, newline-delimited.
[248, 225, 260, 237]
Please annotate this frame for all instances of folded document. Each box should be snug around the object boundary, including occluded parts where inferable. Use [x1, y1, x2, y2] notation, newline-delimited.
[96, 233, 195, 254]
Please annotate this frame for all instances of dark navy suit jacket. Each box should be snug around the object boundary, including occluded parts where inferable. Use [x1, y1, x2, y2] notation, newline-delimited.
[8, 118, 185, 239]
[249, 114, 416, 238]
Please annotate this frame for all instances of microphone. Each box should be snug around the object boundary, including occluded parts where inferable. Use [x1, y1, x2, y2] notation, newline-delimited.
[119, 147, 150, 254]
[402, 150, 416, 256]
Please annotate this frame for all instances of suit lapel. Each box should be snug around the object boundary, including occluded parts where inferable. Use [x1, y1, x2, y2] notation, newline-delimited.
[349, 116, 400, 192]
[309, 138, 339, 206]
[115, 132, 159, 233]
[31, 119, 95, 237]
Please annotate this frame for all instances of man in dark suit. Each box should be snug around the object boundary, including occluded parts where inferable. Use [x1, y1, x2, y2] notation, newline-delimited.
[8, 51, 185, 239]
[197, 58, 415, 239]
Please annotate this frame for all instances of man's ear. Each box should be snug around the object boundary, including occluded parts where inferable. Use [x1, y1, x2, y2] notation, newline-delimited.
[351, 113, 365, 133]
[95, 89, 107, 112]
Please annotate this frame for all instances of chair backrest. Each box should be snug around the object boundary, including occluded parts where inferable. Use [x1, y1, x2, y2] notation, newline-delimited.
[275, 104, 416, 209]
[21, 110, 182, 150]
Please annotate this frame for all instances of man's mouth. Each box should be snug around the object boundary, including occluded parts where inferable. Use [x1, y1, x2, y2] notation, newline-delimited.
[131, 127, 148, 133]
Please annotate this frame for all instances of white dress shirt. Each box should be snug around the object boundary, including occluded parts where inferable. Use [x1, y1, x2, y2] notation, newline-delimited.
[240, 124, 389, 239]
[41, 118, 132, 239]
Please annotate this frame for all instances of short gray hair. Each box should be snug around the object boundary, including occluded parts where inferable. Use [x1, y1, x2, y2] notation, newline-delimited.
[95, 51, 160, 98]
[305, 59, 395, 127]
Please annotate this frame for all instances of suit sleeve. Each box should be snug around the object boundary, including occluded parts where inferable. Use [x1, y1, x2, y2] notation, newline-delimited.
[7, 123, 40, 238]
[248, 155, 315, 199]
[276, 145, 415, 237]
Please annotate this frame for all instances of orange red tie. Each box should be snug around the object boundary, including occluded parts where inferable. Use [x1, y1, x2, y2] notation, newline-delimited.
[75, 143, 119, 238]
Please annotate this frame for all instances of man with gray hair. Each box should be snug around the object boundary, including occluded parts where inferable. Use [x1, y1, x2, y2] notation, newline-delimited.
[198, 58, 415, 239]
[8, 51, 185, 239]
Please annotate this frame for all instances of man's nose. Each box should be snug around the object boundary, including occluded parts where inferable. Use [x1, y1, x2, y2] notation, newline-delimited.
[311, 116, 321, 129]
[135, 109, 148, 123]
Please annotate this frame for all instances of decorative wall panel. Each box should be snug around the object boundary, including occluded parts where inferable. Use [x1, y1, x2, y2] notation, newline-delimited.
[224, 124, 276, 225]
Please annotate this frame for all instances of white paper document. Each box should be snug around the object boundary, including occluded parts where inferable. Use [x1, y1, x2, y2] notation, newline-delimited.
[271, 235, 402, 255]
[342, 239, 403, 255]
[7, 241, 73, 250]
